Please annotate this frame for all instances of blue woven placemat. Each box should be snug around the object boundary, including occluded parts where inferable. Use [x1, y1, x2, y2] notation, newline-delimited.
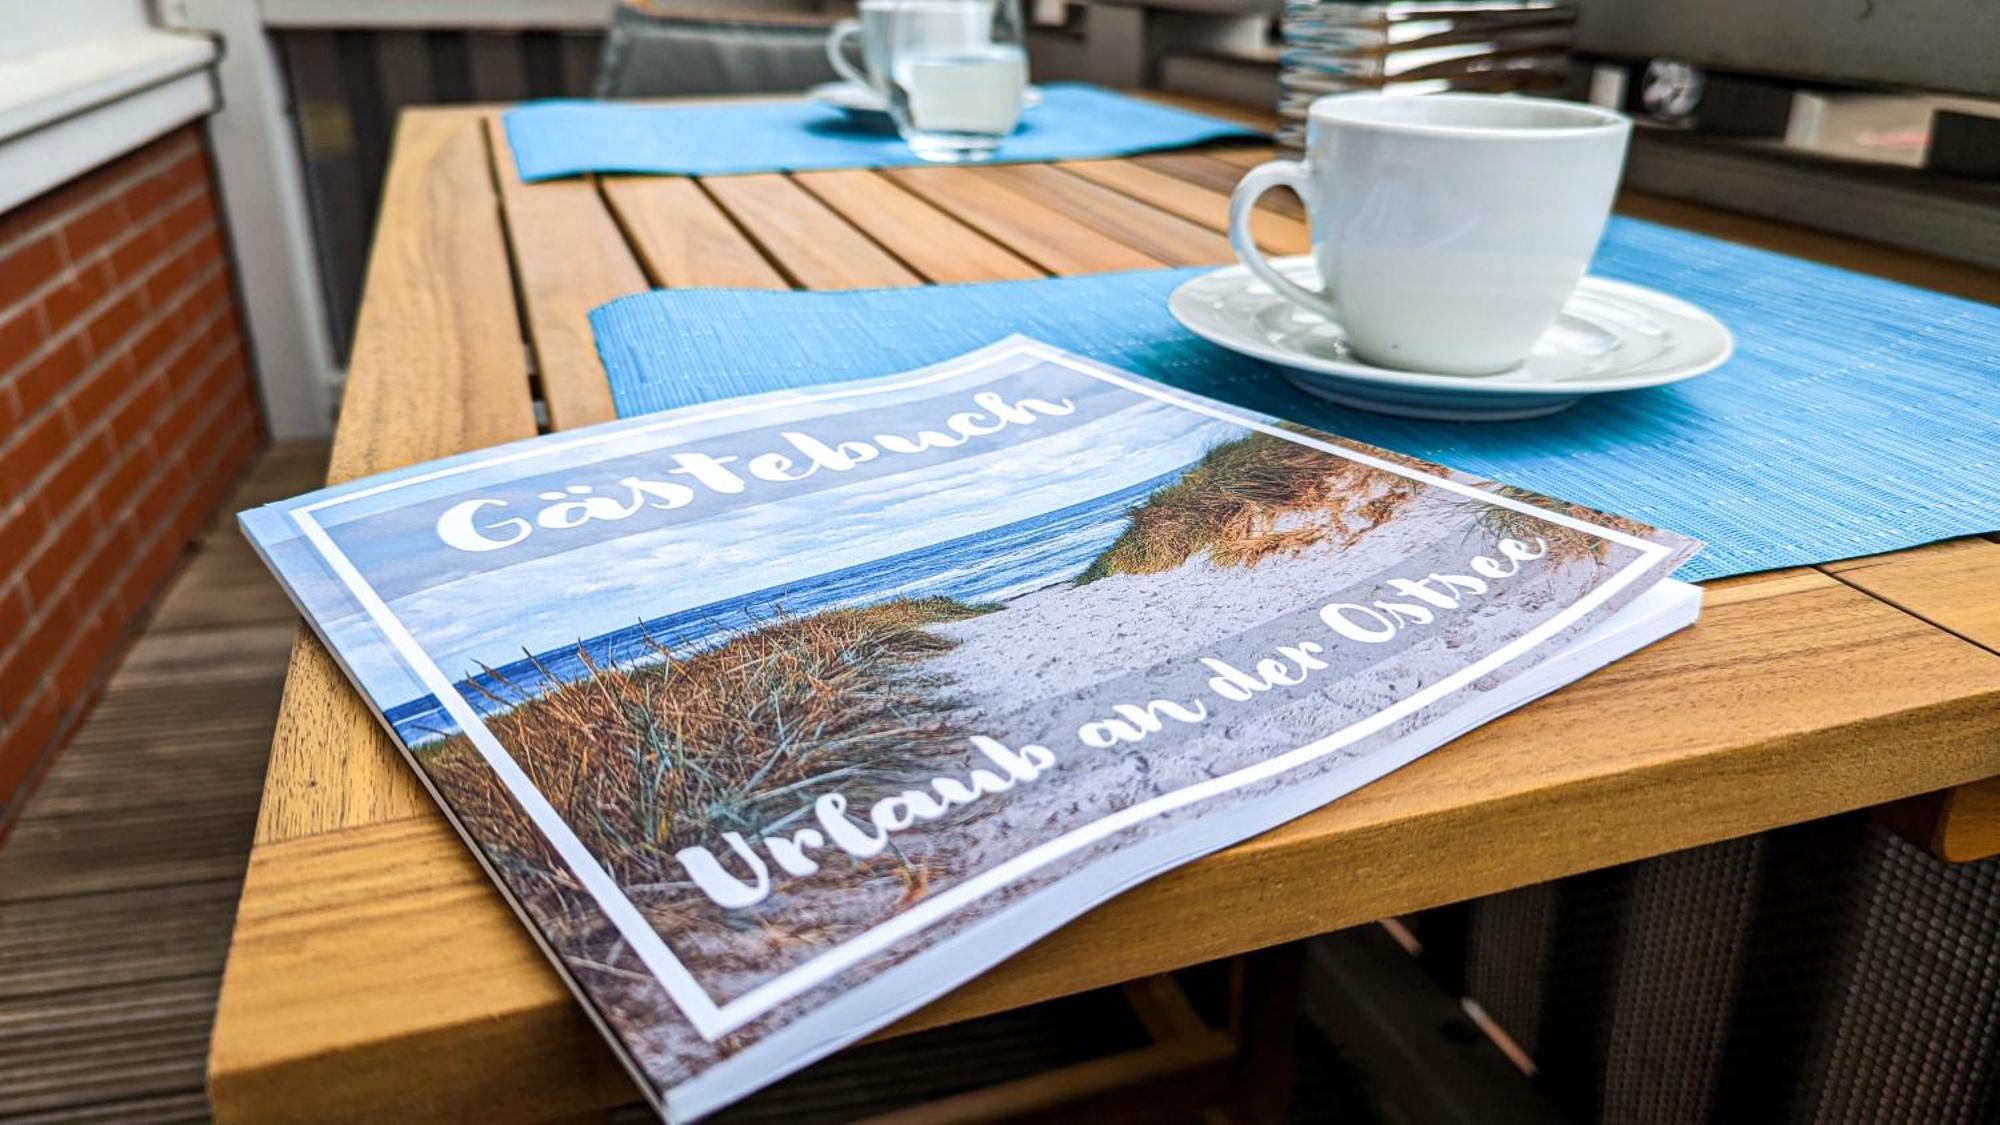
[502, 83, 1262, 180]
[590, 216, 2000, 581]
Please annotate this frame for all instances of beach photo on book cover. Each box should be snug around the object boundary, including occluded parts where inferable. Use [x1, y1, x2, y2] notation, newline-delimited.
[244, 338, 1694, 1113]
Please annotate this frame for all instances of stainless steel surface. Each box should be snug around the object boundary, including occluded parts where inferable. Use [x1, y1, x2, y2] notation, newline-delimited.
[1273, 1, 1576, 153]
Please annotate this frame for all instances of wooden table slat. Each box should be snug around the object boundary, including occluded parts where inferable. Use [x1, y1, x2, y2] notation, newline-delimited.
[884, 166, 1165, 275]
[1206, 146, 1274, 169]
[601, 175, 792, 290]
[1824, 539, 2000, 656]
[1057, 159, 1311, 255]
[968, 163, 1236, 267]
[1133, 152, 1307, 221]
[322, 111, 539, 484]
[484, 115, 641, 430]
[791, 169, 1044, 284]
[701, 173, 923, 289]
[1826, 538, 2000, 862]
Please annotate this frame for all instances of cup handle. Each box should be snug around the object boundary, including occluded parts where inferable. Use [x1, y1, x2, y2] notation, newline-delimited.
[826, 19, 869, 88]
[1228, 160, 1336, 322]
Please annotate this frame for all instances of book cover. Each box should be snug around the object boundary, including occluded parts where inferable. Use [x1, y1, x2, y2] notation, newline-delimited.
[242, 337, 1699, 1119]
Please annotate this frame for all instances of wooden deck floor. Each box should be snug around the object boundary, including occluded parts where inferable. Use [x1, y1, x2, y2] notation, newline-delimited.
[0, 443, 329, 1122]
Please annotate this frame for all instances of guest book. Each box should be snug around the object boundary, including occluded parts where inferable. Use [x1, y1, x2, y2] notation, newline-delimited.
[241, 337, 1701, 1120]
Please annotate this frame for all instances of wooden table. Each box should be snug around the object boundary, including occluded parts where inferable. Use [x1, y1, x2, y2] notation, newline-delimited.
[206, 95, 2000, 1123]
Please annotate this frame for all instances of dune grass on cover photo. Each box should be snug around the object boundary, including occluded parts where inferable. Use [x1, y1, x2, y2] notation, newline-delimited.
[1473, 483, 1660, 565]
[1077, 429, 1420, 583]
[1265, 420, 1658, 568]
[416, 596, 994, 911]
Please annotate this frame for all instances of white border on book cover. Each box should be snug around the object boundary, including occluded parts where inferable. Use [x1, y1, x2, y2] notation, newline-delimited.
[287, 337, 1673, 1042]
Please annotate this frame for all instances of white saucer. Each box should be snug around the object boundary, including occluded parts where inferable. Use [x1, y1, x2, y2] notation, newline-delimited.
[1167, 257, 1734, 421]
[807, 80, 1044, 126]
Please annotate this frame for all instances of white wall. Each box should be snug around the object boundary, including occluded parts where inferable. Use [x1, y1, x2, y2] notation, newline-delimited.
[6, 0, 154, 59]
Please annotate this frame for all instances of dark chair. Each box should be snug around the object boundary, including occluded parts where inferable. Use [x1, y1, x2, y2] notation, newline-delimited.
[596, 0, 853, 97]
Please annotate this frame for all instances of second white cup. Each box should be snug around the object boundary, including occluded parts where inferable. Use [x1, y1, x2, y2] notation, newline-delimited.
[827, 0, 989, 94]
[1228, 92, 1632, 376]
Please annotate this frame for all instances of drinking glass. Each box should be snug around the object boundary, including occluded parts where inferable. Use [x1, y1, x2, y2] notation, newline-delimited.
[883, 0, 1029, 163]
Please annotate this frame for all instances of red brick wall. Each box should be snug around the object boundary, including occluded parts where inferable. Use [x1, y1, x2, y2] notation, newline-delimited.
[0, 125, 266, 820]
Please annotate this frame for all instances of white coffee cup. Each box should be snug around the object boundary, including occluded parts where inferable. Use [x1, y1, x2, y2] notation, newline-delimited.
[1228, 93, 1632, 376]
[827, 0, 988, 94]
